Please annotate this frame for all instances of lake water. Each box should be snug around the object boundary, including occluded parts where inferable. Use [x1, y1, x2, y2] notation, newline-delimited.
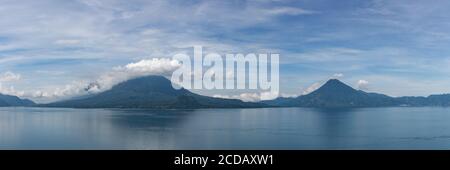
[1, 107, 450, 149]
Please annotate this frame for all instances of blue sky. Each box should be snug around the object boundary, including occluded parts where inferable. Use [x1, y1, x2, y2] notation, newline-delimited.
[1, 0, 450, 102]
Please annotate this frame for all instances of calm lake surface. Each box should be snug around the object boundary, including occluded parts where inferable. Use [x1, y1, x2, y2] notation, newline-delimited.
[1, 107, 450, 149]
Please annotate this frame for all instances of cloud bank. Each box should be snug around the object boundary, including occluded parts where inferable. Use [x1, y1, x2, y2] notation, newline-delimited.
[0, 71, 21, 82]
[213, 91, 279, 102]
[4, 58, 181, 101]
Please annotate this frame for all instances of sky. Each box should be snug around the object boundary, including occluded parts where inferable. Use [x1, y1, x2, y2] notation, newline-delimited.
[1, 0, 450, 103]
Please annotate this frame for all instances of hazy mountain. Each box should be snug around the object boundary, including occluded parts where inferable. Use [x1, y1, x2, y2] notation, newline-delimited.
[43, 75, 264, 109]
[265, 79, 450, 107]
[42, 77, 450, 108]
[396, 94, 450, 106]
[0, 94, 35, 107]
[287, 79, 397, 107]
[261, 96, 296, 107]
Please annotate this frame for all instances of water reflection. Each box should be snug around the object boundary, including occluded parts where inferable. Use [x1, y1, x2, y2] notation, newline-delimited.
[1, 107, 450, 149]
[109, 109, 194, 130]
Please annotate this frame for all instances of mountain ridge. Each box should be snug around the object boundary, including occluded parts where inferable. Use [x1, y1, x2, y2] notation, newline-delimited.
[42, 75, 265, 109]
[0, 93, 35, 107]
[265, 79, 450, 107]
[34, 77, 450, 108]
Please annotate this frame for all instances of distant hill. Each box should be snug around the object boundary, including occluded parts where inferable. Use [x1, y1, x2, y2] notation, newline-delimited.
[296, 79, 398, 107]
[0, 94, 35, 107]
[42, 75, 264, 109]
[264, 79, 450, 108]
[41, 77, 450, 109]
[396, 94, 450, 106]
[263, 79, 397, 107]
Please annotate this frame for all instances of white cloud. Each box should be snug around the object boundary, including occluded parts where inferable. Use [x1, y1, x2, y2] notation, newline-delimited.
[357, 79, 369, 90]
[267, 7, 317, 16]
[239, 93, 261, 102]
[0, 0, 322, 101]
[302, 82, 322, 95]
[121, 58, 181, 75]
[0, 57, 185, 103]
[95, 58, 181, 91]
[0, 0, 321, 68]
[332, 73, 344, 79]
[213, 91, 279, 102]
[0, 71, 23, 96]
[0, 71, 21, 82]
[1, 80, 89, 99]
[2, 0, 450, 100]
[280, 93, 299, 98]
[213, 93, 259, 102]
[0, 84, 23, 96]
[12, 58, 181, 101]
[31, 90, 51, 98]
[260, 91, 279, 100]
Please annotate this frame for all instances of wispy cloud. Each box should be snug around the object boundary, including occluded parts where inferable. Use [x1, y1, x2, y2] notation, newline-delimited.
[266, 7, 318, 15]
[1, 0, 450, 100]
[0, 71, 21, 82]
[213, 91, 279, 102]
[29, 58, 181, 101]
[0, 71, 23, 96]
